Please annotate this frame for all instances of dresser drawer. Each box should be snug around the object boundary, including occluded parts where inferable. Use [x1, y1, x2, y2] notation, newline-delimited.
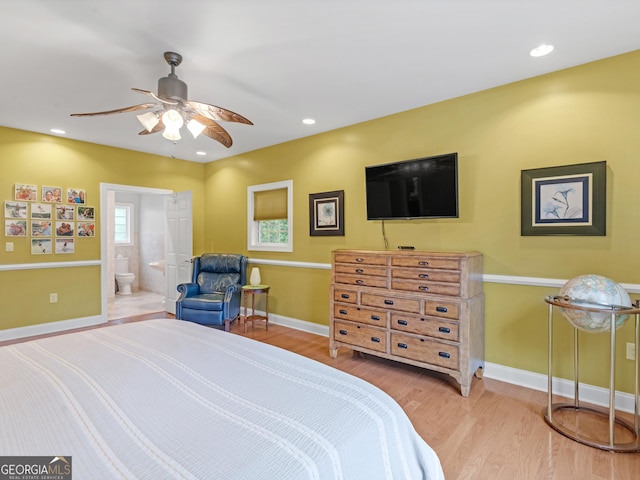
[334, 274, 388, 288]
[334, 320, 387, 353]
[334, 304, 388, 327]
[335, 263, 388, 277]
[334, 252, 387, 266]
[391, 313, 459, 341]
[391, 279, 461, 296]
[424, 299, 460, 320]
[392, 267, 461, 283]
[391, 333, 459, 370]
[391, 256, 460, 270]
[361, 293, 420, 314]
[333, 288, 358, 304]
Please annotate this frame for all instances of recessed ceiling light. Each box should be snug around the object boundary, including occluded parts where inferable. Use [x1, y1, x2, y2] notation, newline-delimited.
[530, 44, 554, 57]
[196, 151, 207, 156]
[302, 118, 316, 125]
[50, 128, 66, 135]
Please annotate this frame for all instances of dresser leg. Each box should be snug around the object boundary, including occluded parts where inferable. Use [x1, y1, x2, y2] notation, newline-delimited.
[329, 348, 338, 359]
[460, 384, 471, 397]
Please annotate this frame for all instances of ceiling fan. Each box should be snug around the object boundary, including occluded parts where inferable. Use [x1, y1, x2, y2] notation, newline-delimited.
[71, 52, 252, 148]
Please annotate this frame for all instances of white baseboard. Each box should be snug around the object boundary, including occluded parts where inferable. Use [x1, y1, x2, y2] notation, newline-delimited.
[269, 313, 638, 414]
[0, 315, 106, 342]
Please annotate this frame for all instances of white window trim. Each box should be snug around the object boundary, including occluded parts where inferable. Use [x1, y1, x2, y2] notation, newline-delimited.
[114, 202, 134, 246]
[247, 180, 293, 252]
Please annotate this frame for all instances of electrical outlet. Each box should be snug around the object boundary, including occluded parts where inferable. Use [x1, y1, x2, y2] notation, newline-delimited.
[49, 293, 58, 304]
[627, 343, 636, 361]
[5, 242, 13, 252]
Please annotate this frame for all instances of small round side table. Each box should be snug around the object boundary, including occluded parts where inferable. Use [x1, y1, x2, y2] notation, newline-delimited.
[242, 285, 270, 333]
[544, 295, 640, 452]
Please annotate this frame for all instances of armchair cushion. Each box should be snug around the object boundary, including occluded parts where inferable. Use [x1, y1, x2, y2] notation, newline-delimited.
[176, 254, 247, 331]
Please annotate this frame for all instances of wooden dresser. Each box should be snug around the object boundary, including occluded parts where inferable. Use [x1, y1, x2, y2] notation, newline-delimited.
[329, 249, 484, 396]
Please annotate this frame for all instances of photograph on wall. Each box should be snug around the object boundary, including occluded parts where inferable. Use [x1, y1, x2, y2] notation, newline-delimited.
[5, 219, 27, 237]
[77, 222, 95, 237]
[309, 190, 345, 236]
[31, 220, 52, 237]
[55, 238, 75, 254]
[521, 161, 606, 236]
[31, 203, 52, 220]
[77, 206, 95, 220]
[14, 184, 37, 201]
[4, 201, 27, 219]
[31, 238, 52, 255]
[56, 205, 75, 220]
[41, 186, 62, 203]
[66, 188, 86, 204]
[55, 221, 74, 237]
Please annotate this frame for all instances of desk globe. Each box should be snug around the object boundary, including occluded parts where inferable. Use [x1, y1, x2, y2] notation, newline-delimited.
[558, 274, 631, 333]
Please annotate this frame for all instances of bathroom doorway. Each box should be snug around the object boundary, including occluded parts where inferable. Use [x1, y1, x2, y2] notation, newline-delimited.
[100, 183, 192, 321]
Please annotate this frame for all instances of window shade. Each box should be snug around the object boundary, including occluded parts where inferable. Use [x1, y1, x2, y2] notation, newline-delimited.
[253, 188, 288, 220]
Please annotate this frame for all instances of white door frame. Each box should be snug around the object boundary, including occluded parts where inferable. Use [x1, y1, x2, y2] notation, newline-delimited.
[99, 183, 172, 321]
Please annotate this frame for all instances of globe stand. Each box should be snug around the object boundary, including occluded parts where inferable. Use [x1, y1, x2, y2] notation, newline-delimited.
[544, 295, 640, 452]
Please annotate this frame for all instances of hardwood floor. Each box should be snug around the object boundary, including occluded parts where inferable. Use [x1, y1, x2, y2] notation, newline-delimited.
[3, 314, 639, 479]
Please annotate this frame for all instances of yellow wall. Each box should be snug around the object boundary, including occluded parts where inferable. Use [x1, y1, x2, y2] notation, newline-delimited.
[1, 50, 639, 393]
[203, 50, 640, 393]
[0, 129, 205, 327]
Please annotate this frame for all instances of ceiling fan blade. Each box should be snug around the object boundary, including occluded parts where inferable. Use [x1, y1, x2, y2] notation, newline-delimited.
[71, 103, 157, 117]
[200, 119, 233, 148]
[188, 100, 253, 125]
[132, 88, 179, 105]
[138, 119, 165, 135]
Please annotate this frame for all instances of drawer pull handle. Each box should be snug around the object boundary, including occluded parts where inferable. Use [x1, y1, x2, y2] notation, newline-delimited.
[340, 293, 350, 299]
[436, 306, 448, 313]
[419, 286, 429, 291]
[371, 337, 381, 343]
[356, 280, 365, 285]
[397, 319, 408, 326]
[438, 327, 451, 333]
[419, 274, 429, 279]
[438, 352, 451, 359]
[339, 330, 348, 335]
[419, 261, 429, 266]
[355, 268, 364, 273]
[356, 257, 365, 262]
[339, 309, 348, 315]
[371, 315, 381, 321]
[384, 299, 394, 305]
[397, 343, 408, 349]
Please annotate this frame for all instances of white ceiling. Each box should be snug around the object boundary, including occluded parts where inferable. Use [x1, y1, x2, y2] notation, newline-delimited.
[2, 1, 639, 163]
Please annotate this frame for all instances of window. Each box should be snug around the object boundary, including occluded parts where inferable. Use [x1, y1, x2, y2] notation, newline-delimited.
[114, 203, 134, 245]
[248, 180, 292, 252]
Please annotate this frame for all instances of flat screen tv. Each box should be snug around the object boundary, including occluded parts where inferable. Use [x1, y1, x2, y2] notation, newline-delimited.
[365, 152, 458, 220]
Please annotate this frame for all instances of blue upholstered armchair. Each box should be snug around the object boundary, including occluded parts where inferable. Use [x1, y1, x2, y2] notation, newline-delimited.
[176, 253, 247, 331]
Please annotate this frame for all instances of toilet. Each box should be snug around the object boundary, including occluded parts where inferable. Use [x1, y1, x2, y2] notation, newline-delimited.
[115, 255, 135, 295]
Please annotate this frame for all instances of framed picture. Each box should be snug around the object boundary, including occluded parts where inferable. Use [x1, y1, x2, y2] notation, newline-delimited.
[77, 222, 95, 237]
[5, 219, 27, 237]
[66, 188, 86, 204]
[31, 203, 52, 219]
[77, 206, 95, 220]
[521, 161, 606, 236]
[309, 190, 344, 236]
[56, 205, 75, 220]
[55, 221, 74, 237]
[31, 220, 52, 237]
[42, 186, 62, 203]
[31, 238, 52, 255]
[14, 184, 37, 201]
[4, 201, 27, 219]
[55, 238, 75, 254]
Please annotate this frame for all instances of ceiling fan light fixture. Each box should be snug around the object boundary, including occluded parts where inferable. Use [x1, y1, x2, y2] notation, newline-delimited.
[137, 111, 160, 132]
[162, 126, 182, 141]
[162, 109, 184, 129]
[187, 118, 206, 138]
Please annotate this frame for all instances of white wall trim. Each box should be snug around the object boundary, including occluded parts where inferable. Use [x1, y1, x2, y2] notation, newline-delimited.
[0, 315, 106, 342]
[0, 260, 101, 271]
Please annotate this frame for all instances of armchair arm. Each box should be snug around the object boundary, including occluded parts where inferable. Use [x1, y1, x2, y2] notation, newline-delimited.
[224, 284, 239, 304]
[177, 282, 200, 301]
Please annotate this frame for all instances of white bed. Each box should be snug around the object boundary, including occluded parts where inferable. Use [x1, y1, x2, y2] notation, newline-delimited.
[0, 319, 444, 479]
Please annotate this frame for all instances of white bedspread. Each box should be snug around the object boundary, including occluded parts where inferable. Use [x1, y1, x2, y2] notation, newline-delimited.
[0, 319, 444, 479]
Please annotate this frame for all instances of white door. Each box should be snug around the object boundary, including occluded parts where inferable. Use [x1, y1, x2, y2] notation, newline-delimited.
[165, 191, 193, 314]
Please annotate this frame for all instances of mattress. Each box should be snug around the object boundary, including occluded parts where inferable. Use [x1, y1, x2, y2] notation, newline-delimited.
[0, 319, 444, 479]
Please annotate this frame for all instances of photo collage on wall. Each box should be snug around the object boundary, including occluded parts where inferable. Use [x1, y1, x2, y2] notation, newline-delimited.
[5, 184, 95, 255]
